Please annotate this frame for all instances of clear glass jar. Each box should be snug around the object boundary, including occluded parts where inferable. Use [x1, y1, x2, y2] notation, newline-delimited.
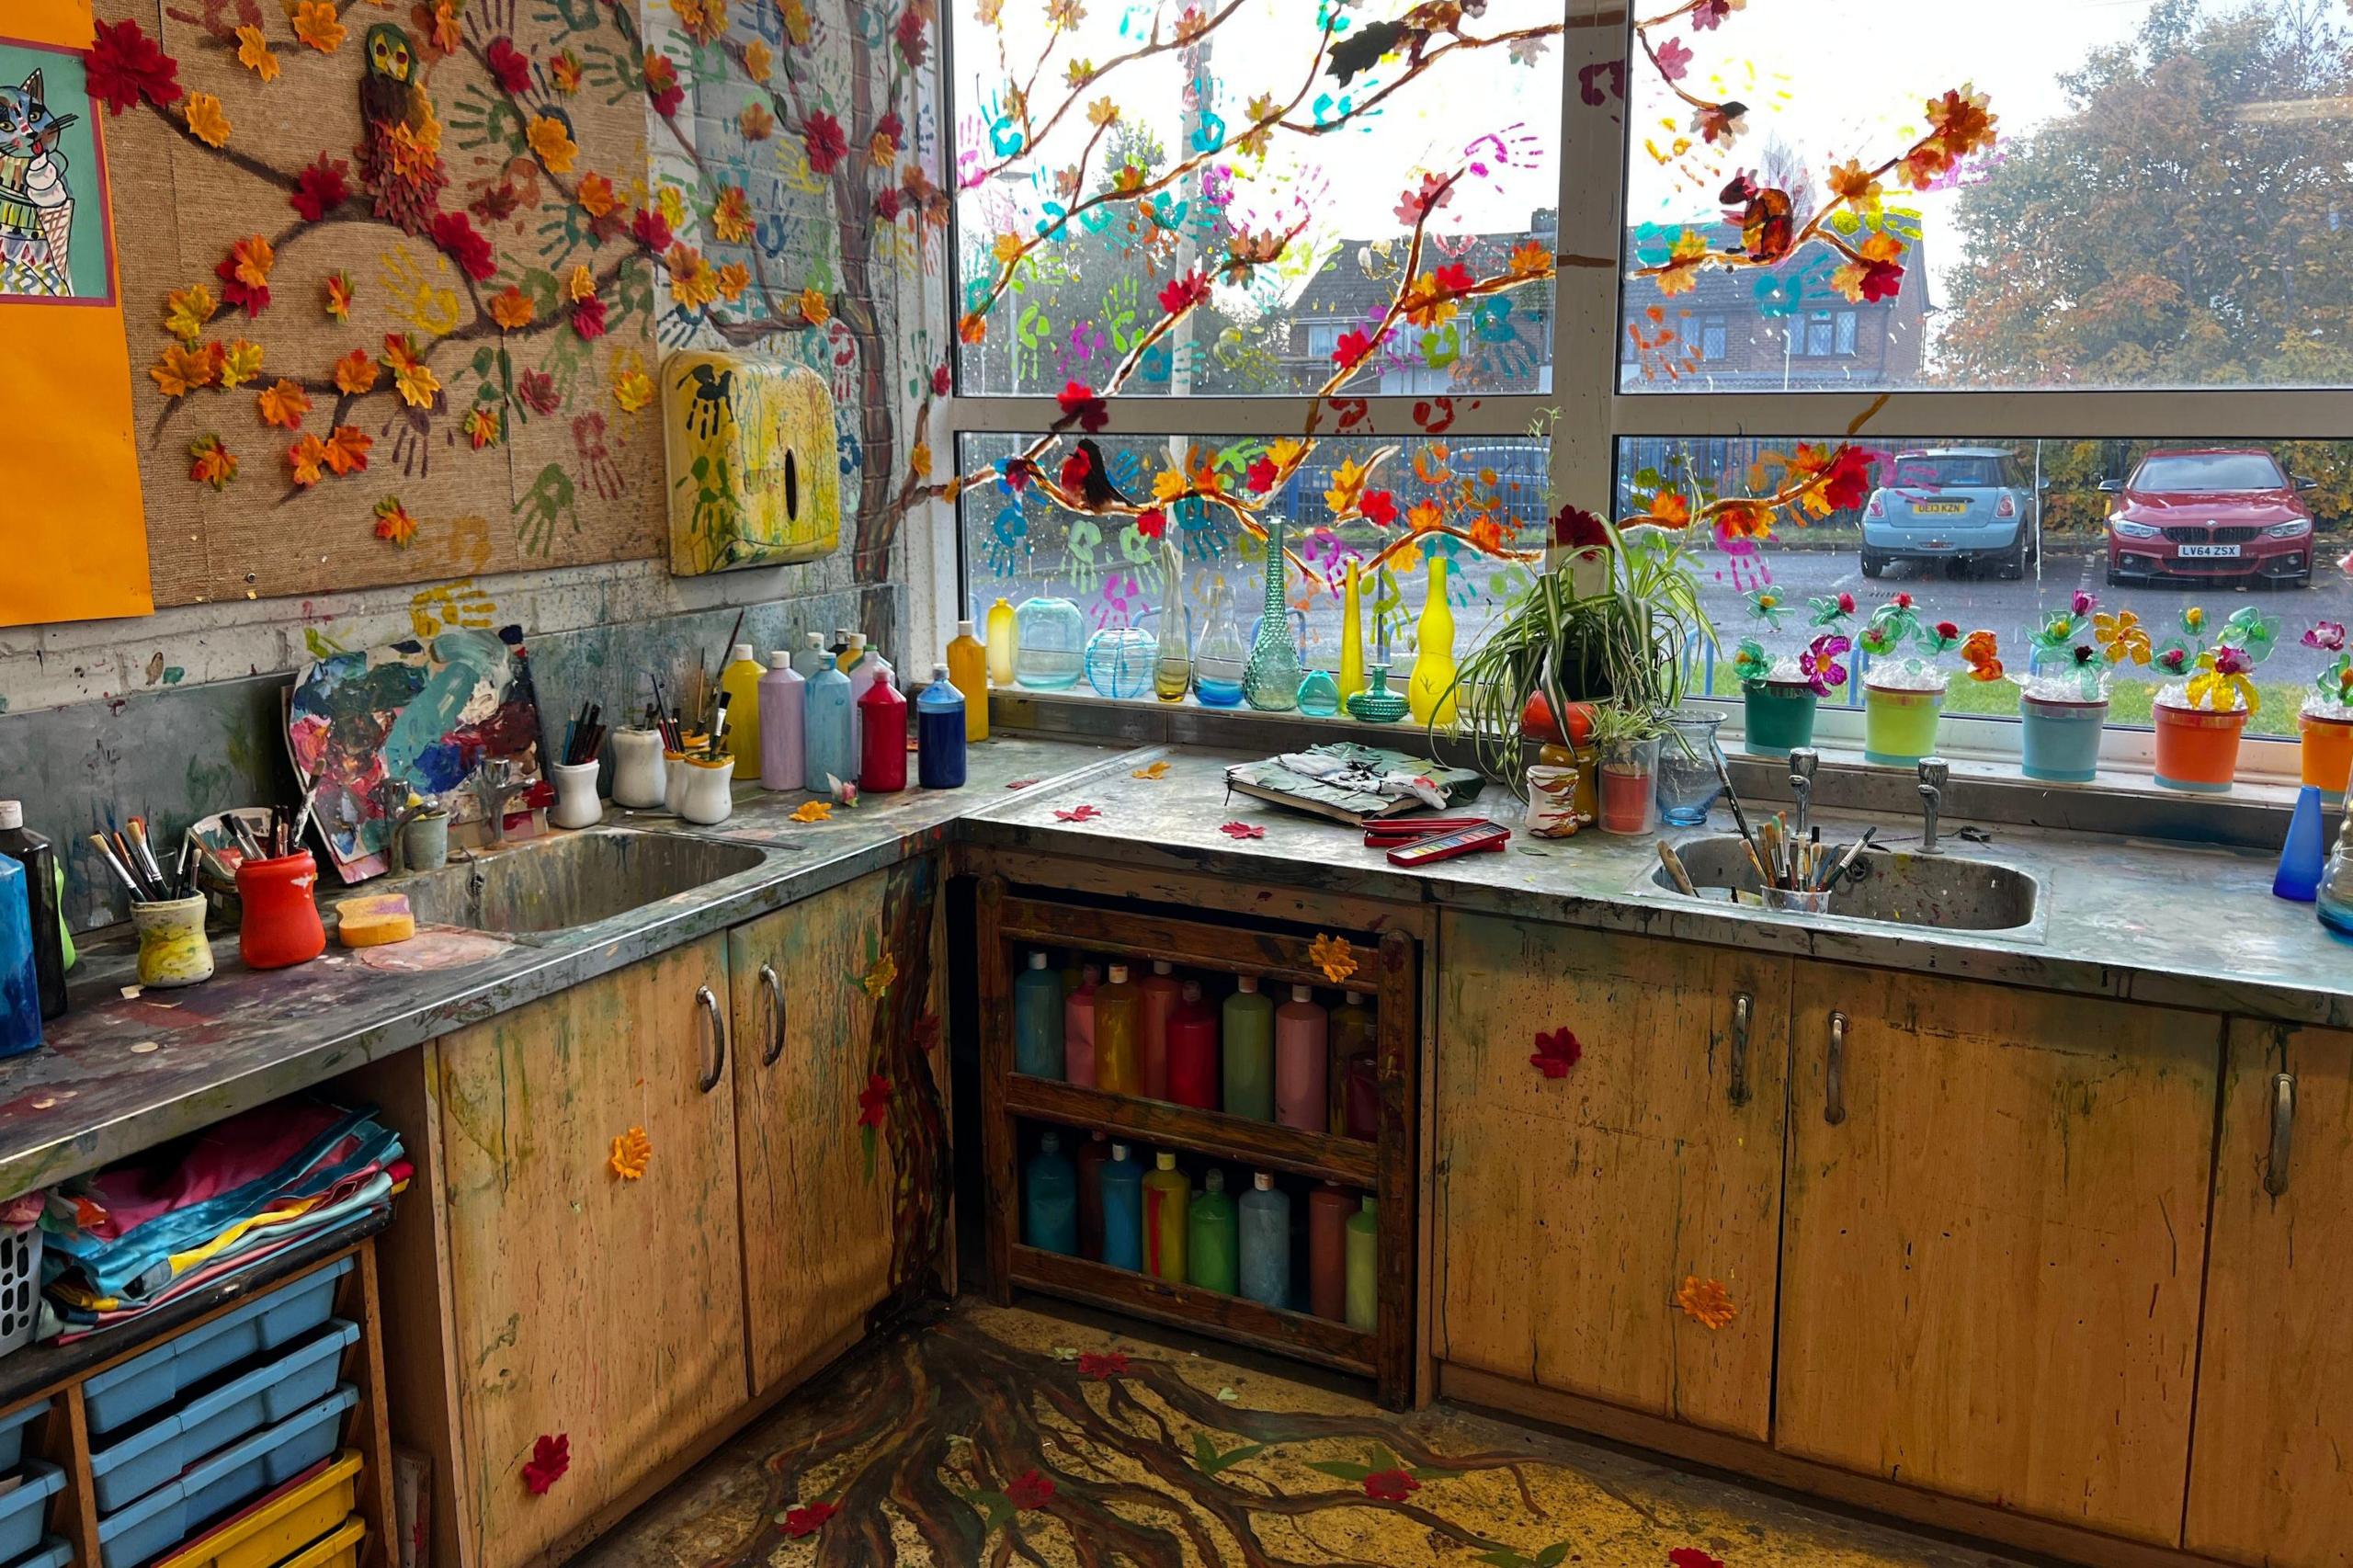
[1194, 587, 1248, 708]
[1655, 710, 1726, 827]
[1013, 597, 1086, 689]
[1083, 627, 1156, 699]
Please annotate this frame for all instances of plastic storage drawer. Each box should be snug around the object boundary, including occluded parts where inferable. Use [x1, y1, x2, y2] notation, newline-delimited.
[89, 1323, 360, 1514]
[0, 1464, 64, 1565]
[83, 1260, 353, 1437]
[151, 1451, 360, 1568]
[3, 1538, 71, 1568]
[97, 1387, 357, 1568]
[274, 1517, 362, 1568]
[0, 1400, 50, 1473]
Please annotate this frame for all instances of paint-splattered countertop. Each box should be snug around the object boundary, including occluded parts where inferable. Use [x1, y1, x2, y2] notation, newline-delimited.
[0, 735, 1119, 1199]
[962, 743, 2353, 1029]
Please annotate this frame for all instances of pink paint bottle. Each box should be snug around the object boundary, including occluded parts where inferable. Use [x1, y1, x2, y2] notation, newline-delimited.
[1063, 964, 1099, 1087]
[1274, 983, 1328, 1131]
[1138, 960, 1182, 1099]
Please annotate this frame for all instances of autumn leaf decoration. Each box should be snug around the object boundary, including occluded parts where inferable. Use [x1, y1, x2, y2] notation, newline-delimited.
[1307, 1443, 1454, 1502]
[1075, 1350, 1128, 1381]
[1675, 1275, 1737, 1331]
[1219, 821, 1266, 840]
[607, 1125, 652, 1181]
[1529, 1028, 1582, 1079]
[856, 1073, 891, 1179]
[1307, 933, 1357, 986]
[961, 1468, 1055, 1537]
[787, 800, 832, 824]
[779, 1500, 838, 1538]
[520, 1433, 569, 1494]
[1052, 803, 1104, 823]
[188, 434, 237, 491]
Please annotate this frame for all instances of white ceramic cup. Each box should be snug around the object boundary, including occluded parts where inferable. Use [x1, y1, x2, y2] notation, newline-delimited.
[549, 759, 603, 830]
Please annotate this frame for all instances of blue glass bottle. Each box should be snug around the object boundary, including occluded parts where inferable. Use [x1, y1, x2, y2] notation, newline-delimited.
[1012, 950, 1063, 1079]
[1237, 1172, 1290, 1308]
[1098, 1142, 1144, 1271]
[916, 665, 968, 789]
[2276, 785, 2327, 903]
[803, 663, 856, 790]
[1023, 1131, 1078, 1256]
[0, 855, 42, 1060]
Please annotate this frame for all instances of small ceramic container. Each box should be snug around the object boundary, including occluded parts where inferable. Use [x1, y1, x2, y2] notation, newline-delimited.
[236, 851, 325, 970]
[665, 750, 692, 816]
[132, 894, 214, 989]
[549, 759, 603, 830]
[401, 810, 449, 871]
[609, 728, 667, 809]
[679, 756, 735, 825]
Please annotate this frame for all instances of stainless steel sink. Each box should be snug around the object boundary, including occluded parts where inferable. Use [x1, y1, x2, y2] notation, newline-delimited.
[1642, 834, 2043, 935]
[396, 830, 769, 934]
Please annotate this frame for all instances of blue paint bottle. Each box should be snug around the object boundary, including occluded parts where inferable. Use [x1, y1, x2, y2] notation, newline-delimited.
[915, 665, 967, 790]
[1237, 1172, 1290, 1309]
[0, 856, 43, 1060]
[1098, 1142, 1144, 1271]
[1012, 950, 1063, 1079]
[1022, 1131, 1078, 1256]
[803, 662, 857, 791]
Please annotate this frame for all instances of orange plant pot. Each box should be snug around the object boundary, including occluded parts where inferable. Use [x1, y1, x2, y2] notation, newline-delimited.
[2153, 703, 2249, 794]
[2301, 711, 2353, 806]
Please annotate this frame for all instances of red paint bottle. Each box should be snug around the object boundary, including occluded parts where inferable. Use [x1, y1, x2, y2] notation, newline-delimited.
[1074, 1131, 1113, 1261]
[1308, 1181, 1351, 1322]
[236, 851, 326, 970]
[1164, 981, 1218, 1109]
[857, 676, 908, 793]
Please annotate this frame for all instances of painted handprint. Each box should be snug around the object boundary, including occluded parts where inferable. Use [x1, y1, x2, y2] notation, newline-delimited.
[376, 246, 463, 337]
[515, 461, 579, 558]
[572, 413, 628, 501]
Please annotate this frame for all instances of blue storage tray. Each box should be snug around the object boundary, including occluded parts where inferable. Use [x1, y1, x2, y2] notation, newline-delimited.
[0, 1402, 51, 1475]
[4, 1536, 70, 1568]
[97, 1386, 356, 1568]
[0, 1464, 63, 1566]
[84, 1260, 354, 1437]
[88, 1323, 360, 1514]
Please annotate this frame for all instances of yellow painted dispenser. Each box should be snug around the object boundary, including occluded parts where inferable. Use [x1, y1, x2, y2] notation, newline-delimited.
[661, 353, 841, 575]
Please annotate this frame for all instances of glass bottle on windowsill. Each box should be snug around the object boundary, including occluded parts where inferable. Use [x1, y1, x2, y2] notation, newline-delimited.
[2316, 802, 2353, 937]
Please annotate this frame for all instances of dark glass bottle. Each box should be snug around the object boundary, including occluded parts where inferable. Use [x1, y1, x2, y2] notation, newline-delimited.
[0, 803, 67, 1020]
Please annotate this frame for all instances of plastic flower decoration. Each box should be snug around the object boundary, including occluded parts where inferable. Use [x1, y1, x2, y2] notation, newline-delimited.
[1857, 595, 1920, 656]
[2187, 643, 2262, 714]
[1800, 633, 1850, 696]
[2218, 606, 2280, 665]
[2315, 653, 2353, 710]
[1961, 629, 2004, 683]
[2306, 620, 2348, 653]
[2095, 609, 2152, 666]
[2027, 594, 2089, 660]
[1743, 586, 1786, 632]
[1914, 620, 1964, 659]
[2153, 605, 2210, 676]
[1808, 592, 1857, 630]
[1733, 638, 1772, 685]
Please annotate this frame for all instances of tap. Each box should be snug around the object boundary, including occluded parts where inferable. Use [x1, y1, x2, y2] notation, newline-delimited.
[373, 777, 425, 874]
[467, 758, 534, 846]
[1788, 746, 1820, 845]
[1917, 756, 1949, 854]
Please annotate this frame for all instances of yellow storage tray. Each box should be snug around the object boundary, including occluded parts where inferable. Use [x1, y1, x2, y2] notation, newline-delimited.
[275, 1516, 363, 1568]
[153, 1450, 361, 1568]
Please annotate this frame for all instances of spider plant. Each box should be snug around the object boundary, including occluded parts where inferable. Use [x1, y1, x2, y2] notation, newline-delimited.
[1438, 516, 1715, 793]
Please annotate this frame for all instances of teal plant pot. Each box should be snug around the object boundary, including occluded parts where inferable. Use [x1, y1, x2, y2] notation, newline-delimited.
[2018, 695, 2107, 783]
[1742, 681, 1819, 757]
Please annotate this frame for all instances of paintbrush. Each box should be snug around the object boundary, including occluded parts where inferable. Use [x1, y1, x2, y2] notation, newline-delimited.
[1656, 840, 1699, 897]
[1822, 827, 1877, 892]
[126, 817, 168, 892]
[716, 608, 745, 681]
[1759, 816, 1783, 889]
[87, 834, 149, 901]
[1709, 749, 1770, 890]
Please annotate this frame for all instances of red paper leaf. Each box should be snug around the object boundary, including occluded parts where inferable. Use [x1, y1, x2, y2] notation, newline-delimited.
[1052, 804, 1104, 823]
[1362, 1469, 1420, 1502]
[1076, 1350, 1128, 1381]
[1529, 1028, 1583, 1079]
[521, 1433, 569, 1494]
[1006, 1469, 1055, 1511]
[781, 1501, 838, 1538]
[1219, 822, 1266, 840]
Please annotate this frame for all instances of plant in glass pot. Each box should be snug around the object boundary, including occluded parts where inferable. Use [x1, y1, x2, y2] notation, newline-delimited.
[1858, 595, 1963, 767]
[2153, 607, 2277, 793]
[1730, 588, 1855, 756]
[2300, 620, 2353, 807]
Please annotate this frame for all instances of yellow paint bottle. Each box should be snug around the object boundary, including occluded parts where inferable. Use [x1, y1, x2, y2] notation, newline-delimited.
[1142, 1152, 1189, 1282]
[948, 619, 989, 743]
[984, 597, 1018, 687]
[719, 642, 765, 767]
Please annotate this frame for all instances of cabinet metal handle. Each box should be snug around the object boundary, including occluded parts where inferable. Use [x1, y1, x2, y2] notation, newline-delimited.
[696, 984, 725, 1094]
[1824, 1011, 1847, 1126]
[759, 963, 786, 1068]
[2266, 1072, 2295, 1197]
[1727, 992, 1752, 1106]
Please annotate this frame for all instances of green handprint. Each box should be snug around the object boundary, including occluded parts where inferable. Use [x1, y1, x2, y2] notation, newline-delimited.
[515, 463, 579, 558]
[1099, 275, 1140, 353]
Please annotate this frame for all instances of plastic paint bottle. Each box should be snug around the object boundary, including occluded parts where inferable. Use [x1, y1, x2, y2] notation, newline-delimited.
[1012, 950, 1063, 1079]
[1098, 1143, 1143, 1271]
[1237, 1173, 1290, 1309]
[1188, 1169, 1238, 1295]
[1142, 1151, 1188, 1281]
[1076, 1131, 1112, 1259]
[756, 653, 805, 792]
[948, 619, 990, 743]
[0, 856, 43, 1059]
[793, 630, 831, 679]
[1138, 960, 1181, 1098]
[1222, 976, 1275, 1121]
[1331, 990, 1377, 1138]
[1274, 984, 1328, 1131]
[719, 642, 766, 767]
[1345, 1196, 1380, 1331]
[857, 674, 908, 794]
[916, 665, 968, 790]
[1165, 980, 1218, 1109]
[985, 597, 1018, 687]
[1064, 964, 1100, 1087]
[1308, 1181, 1350, 1322]
[1022, 1131, 1077, 1256]
[1095, 962, 1142, 1094]
[0, 805, 66, 1020]
[802, 659, 856, 791]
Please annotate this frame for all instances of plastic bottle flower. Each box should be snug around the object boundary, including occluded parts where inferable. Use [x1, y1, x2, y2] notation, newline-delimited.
[1799, 633, 1850, 696]
[2305, 620, 2348, 653]
[1743, 586, 1787, 632]
[1857, 595, 1919, 657]
[2217, 607, 2279, 664]
[2027, 594, 2090, 661]
[2095, 609, 2152, 666]
[2187, 643, 2262, 713]
[1808, 592, 1857, 630]
[2314, 653, 2353, 712]
[2153, 606, 2210, 677]
[1961, 630, 2004, 683]
[1733, 638, 1772, 685]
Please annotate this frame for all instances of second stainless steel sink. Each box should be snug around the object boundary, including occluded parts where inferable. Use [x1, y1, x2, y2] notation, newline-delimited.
[1642, 834, 2044, 936]
[398, 830, 770, 934]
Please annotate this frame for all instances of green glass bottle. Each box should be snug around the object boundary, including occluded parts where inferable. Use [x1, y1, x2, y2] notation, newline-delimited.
[1242, 520, 1302, 711]
[1222, 976, 1275, 1121]
[1187, 1169, 1239, 1294]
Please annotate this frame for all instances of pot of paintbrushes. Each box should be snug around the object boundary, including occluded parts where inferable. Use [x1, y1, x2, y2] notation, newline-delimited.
[88, 818, 217, 987]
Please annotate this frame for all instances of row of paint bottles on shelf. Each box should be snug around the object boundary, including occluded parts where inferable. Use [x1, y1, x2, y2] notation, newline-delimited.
[1020, 1135, 1377, 1328]
[1011, 954, 1379, 1138]
[727, 630, 974, 797]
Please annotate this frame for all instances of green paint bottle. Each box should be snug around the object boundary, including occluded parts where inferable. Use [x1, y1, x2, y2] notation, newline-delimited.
[1345, 1195, 1379, 1333]
[1222, 976, 1275, 1121]
[1187, 1168, 1238, 1295]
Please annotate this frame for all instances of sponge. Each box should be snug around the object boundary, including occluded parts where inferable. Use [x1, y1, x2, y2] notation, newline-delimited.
[335, 893, 416, 948]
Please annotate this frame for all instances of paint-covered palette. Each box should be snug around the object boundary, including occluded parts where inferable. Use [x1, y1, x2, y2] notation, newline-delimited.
[287, 625, 544, 882]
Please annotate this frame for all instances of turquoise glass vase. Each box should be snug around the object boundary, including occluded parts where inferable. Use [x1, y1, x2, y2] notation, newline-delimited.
[1242, 521, 1302, 712]
[1345, 665, 1408, 723]
[1297, 670, 1340, 717]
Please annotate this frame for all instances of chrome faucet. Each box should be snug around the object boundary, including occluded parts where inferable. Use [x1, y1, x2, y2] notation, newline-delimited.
[1788, 746, 1820, 845]
[467, 758, 534, 846]
[373, 776, 426, 873]
[1917, 756, 1949, 854]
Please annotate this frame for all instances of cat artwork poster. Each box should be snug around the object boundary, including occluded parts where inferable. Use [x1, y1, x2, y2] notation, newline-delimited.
[0, 35, 111, 303]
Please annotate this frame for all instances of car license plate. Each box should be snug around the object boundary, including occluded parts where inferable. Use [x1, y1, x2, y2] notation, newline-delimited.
[2179, 543, 2242, 559]
[1911, 501, 1967, 515]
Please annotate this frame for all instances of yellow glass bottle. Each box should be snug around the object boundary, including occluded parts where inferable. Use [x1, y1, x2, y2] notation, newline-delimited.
[984, 597, 1018, 687]
[718, 642, 764, 766]
[947, 619, 989, 743]
[1407, 556, 1459, 727]
[1337, 559, 1367, 703]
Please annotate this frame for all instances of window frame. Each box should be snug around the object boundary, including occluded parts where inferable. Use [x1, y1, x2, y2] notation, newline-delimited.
[935, 0, 2347, 787]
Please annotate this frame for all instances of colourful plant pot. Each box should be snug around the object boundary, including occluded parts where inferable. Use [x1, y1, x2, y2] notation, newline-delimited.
[2154, 702, 2249, 793]
[1742, 681, 1819, 757]
[2301, 712, 2353, 808]
[2018, 696, 2108, 784]
[1862, 683, 1944, 768]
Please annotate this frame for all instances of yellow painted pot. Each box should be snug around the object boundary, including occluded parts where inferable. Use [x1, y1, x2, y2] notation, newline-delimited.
[133, 894, 214, 989]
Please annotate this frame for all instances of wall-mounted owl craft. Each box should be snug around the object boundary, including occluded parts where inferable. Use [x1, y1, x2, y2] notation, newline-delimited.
[661, 352, 842, 576]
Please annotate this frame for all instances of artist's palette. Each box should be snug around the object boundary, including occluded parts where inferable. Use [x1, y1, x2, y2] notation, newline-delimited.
[288, 625, 544, 882]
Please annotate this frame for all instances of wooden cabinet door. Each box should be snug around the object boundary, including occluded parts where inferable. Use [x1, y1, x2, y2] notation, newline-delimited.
[1779, 964, 2220, 1544]
[1435, 915, 1791, 1439]
[2186, 1020, 2353, 1567]
[437, 934, 745, 1568]
[731, 860, 947, 1394]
